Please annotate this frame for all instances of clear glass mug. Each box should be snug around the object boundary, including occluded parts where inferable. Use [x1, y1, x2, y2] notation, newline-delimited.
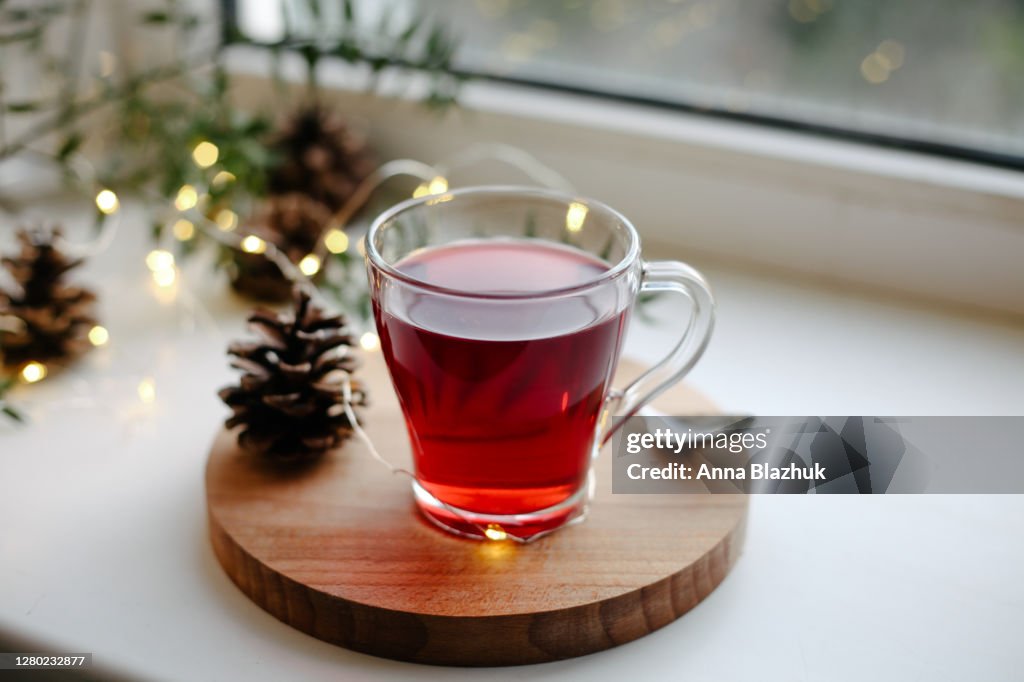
[365, 186, 714, 541]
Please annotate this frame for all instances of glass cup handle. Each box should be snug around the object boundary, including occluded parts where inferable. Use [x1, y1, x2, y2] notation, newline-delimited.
[601, 260, 716, 444]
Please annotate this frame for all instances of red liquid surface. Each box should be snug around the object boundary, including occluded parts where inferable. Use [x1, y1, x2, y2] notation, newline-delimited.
[374, 240, 630, 518]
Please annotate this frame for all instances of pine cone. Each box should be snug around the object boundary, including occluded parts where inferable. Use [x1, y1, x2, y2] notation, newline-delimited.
[267, 104, 375, 214]
[219, 289, 368, 464]
[0, 227, 97, 369]
[230, 193, 332, 302]
[231, 104, 374, 303]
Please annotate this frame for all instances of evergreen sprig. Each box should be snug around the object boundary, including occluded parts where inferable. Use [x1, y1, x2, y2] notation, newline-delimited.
[226, 0, 465, 109]
[0, 0, 463, 207]
[1, 0, 463, 329]
[0, 375, 23, 423]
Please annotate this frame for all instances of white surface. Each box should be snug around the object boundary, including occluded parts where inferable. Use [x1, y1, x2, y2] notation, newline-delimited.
[1, 214, 1023, 681]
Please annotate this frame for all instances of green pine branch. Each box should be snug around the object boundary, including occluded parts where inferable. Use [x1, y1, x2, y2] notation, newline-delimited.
[1, 0, 465, 326]
[1, 0, 465, 169]
[0, 375, 24, 423]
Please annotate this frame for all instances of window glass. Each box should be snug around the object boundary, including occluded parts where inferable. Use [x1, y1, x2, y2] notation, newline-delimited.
[232, 0, 1024, 166]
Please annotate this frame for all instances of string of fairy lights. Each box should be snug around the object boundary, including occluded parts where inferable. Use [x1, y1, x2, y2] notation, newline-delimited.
[131, 159, 434, 356]
[3, 141, 571, 397]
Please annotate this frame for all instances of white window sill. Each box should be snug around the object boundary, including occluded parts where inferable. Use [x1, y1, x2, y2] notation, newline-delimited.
[629, 261, 1024, 415]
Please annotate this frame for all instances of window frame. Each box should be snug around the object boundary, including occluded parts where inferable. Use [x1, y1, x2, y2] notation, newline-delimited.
[443, 71, 1024, 175]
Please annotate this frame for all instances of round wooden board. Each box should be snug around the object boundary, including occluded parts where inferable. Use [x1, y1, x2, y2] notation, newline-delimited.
[206, 351, 748, 667]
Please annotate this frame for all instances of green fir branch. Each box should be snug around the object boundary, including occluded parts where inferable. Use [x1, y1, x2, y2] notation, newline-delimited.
[0, 375, 24, 424]
[0, 0, 464, 323]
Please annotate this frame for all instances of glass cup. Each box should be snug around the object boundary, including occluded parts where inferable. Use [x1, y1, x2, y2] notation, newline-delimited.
[366, 186, 714, 541]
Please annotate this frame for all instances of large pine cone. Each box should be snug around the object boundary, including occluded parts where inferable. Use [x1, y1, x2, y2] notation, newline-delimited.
[267, 103, 375, 214]
[219, 289, 368, 464]
[0, 227, 97, 369]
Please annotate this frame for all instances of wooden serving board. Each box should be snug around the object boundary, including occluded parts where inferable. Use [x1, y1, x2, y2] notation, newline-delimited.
[206, 352, 748, 666]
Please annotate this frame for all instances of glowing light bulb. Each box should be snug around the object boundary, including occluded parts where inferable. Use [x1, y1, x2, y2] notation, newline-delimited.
[146, 248, 178, 289]
[88, 325, 110, 347]
[240, 235, 267, 254]
[137, 377, 156, 404]
[172, 219, 195, 241]
[145, 249, 175, 273]
[152, 268, 177, 288]
[359, 332, 380, 352]
[211, 170, 236, 187]
[192, 141, 219, 169]
[175, 185, 198, 211]
[429, 176, 449, 194]
[20, 361, 47, 384]
[484, 524, 507, 541]
[215, 209, 237, 231]
[860, 52, 890, 84]
[566, 201, 588, 232]
[413, 176, 449, 198]
[877, 39, 905, 70]
[95, 189, 119, 214]
[298, 254, 321, 276]
[324, 229, 350, 254]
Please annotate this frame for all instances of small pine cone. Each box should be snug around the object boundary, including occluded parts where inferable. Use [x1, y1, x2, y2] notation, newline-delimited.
[254, 192, 333, 262]
[219, 288, 368, 465]
[267, 104, 376, 214]
[229, 193, 333, 302]
[0, 227, 97, 369]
